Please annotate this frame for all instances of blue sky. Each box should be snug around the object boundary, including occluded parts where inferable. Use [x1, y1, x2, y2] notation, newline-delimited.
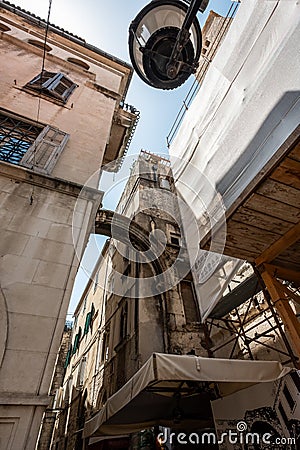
[13, 0, 234, 315]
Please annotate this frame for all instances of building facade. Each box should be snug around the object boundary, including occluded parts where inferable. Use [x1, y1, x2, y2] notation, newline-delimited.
[16, 0, 300, 448]
[52, 151, 207, 449]
[0, 1, 137, 448]
[196, 9, 233, 85]
[51, 1, 300, 442]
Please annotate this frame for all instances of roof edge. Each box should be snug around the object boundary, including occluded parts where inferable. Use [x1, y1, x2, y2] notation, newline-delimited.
[0, 1, 133, 73]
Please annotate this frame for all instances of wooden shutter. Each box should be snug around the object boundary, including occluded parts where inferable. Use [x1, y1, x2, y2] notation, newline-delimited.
[21, 125, 69, 174]
[47, 73, 77, 102]
[28, 71, 56, 89]
[27, 72, 77, 103]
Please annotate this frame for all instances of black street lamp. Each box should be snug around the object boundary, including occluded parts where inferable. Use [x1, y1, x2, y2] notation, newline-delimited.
[128, 0, 209, 90]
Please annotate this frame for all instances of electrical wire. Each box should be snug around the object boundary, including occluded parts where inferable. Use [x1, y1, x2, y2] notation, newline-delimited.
[30, 0, 53, 204]
[35, 0, 53, 127]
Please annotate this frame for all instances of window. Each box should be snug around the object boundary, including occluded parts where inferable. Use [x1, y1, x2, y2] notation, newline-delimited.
[0, 23, 11, 32]
[98, 389, 107, 408]
[77, 357, 87, 388]
[170, 231, 181, 246]
[72, 327, 82, 354]
[152, 164, 158, 182]
[167, 224, 181, 247]
[181, 280, 200, 324]
[0, 112, 42, 164]
[159, 176, 171, 190]
[93, 270, 99, 294]
[290, 371, 300, 391]
[101, 328, 110, 362]
[0, 110, 69, 174]
[119, 302, 128, 341]
[123, 262, 131, 278]
[278, 402, 289, 428]
[67, 57, 90, 71]
[82, 295, 87, 316]
[84, 312, 92, 335]
[28, 39, 52, 52]
[26, 71, 77, 103]
[283, 384, 296, 411]
[83, 303, 95, 335]
[64, 345, 72, 369]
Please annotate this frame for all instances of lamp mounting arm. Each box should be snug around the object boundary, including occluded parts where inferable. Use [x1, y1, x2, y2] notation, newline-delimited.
[166, 0, 208, 79]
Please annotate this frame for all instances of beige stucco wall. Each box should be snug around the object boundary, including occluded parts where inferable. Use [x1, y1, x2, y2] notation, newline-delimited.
[0, 405, 45, 450]
[50, 252, 108, 449]
[0, 4, 133, 449]
[0, 164, 102, 449]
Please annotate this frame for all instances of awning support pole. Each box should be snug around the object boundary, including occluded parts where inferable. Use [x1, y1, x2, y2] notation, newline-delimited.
[260, 269, 300, 361]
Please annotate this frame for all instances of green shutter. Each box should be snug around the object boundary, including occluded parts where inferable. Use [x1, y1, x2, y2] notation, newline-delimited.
[64, 346, 72, 368]
[83, 304, 95, 335]
[84, 312, 91, 335]
[72, 327, 82, 354]
[91, 303, 95, 317]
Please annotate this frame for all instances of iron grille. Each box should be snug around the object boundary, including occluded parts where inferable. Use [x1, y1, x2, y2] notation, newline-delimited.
[0, 113, 42, 165]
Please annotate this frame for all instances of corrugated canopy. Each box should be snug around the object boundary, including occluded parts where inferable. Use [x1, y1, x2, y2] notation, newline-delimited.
[84, 353, 290, 438]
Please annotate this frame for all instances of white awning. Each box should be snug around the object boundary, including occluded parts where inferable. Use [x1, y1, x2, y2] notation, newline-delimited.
[84, 353, 290, 437]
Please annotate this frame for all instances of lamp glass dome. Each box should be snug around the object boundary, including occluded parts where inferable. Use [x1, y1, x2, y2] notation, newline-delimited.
[129, 0, 202, 90]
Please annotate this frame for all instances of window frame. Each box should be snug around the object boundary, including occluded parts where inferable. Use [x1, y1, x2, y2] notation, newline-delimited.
[119, 301, 128, 342]
[283, 384, 296, 411]
[101, 328, 110, 363]
[0, 110, 43, 165]
[159, 176, 171, 190]
[0, 109, 69, 174]
[180, 279, 200, 324]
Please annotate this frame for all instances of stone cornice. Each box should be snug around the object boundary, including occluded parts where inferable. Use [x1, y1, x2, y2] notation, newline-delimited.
[0, 161, 103, 203]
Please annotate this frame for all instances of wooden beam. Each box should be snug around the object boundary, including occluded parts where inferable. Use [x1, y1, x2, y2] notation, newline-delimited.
[255, 221, 300, 266]
[233, 207, 294, 235]
[270, 157, 300, 190]
[257, 178, 300, 209]
[276, 282, 300, 307]
[264, 263, 300, 285]
[261, 270, 300, 358]
[224, 129, 300, 221]
[263, 272, 300, 306]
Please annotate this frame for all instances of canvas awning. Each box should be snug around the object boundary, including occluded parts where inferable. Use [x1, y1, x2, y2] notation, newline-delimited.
[84, 353, 290, 438]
